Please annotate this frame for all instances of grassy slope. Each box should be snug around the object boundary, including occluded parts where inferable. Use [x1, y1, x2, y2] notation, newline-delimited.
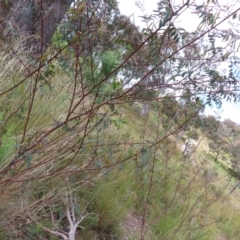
[71, 101, 240, 240]
[122, 104, 240, 240]
[0, 51, 240, 239]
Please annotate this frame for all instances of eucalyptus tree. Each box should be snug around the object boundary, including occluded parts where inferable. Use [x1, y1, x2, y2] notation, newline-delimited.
[0, 0, 74, 58]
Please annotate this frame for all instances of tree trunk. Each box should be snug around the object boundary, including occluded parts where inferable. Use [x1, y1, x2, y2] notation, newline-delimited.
[0, 0, 73, 58]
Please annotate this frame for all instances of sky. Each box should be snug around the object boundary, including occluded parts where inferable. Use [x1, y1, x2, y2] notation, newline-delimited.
[118, 0, 202, 31]
[118, 0, 240, 124]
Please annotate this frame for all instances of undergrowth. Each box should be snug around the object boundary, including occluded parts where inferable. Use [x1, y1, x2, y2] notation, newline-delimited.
[0, 43, 240, 240]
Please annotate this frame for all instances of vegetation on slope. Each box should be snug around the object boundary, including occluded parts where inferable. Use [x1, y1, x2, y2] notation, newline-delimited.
[1, 1, 240, 240]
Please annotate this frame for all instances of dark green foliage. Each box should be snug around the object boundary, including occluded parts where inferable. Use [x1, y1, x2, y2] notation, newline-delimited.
[202, 115, 220, 140]
[161, 95, 179, 120]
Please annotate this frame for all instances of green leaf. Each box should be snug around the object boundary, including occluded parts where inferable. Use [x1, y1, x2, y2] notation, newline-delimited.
[159, 20, 163, 29]
[159, 9, 171, 29]
[112, 81, 117, 91]
[163, 9, 171, 25]
[196, 5, 204, 10]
